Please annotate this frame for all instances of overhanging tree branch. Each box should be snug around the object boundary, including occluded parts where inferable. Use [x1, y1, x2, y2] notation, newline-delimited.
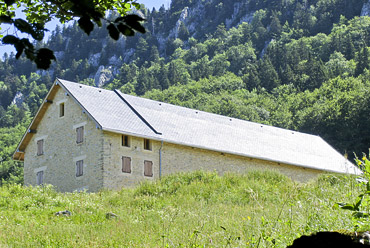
[0, 0, 146, 69]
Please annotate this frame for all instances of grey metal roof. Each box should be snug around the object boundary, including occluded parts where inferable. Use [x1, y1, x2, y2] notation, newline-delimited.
[58, 79, 361, 175]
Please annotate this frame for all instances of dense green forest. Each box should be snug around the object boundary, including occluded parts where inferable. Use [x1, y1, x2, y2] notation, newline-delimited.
[1, 0, 370, 183]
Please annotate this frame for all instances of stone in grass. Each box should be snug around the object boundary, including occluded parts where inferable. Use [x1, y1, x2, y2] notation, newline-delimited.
[106, 212, 118, 219]
[287, 231, 370, 248]
[55, 210, 72, 217]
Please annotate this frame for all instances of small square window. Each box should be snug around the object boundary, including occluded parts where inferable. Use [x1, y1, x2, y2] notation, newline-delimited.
[76, 160, 83, 177]
[144, 160, 153, 177]
[59, 103, 65, 117]
[36, 171, 44, 185]
[122, 135, 130, 147]
[144, 139, 152, 151]
[76, 126, 84, 144]
[37, 139, 44, 156]
[122, 156, 131, 173]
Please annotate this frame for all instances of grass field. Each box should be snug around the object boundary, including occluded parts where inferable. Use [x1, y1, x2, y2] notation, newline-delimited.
[0, 170, 364, 247]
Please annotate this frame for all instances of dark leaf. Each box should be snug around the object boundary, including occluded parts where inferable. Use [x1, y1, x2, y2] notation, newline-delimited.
[114, 17, 125, 23]
[2, 35, 20, 45]
[125, 20, 146, 34]
[353, 212, 370, 218]
[123, 14, 145, 22]
[117, 23, 134, 36]
[35, 48, 56, 69]
[31, 23, 46, 40]
[0, 15, 13, 24]
[78, 16, 94, 35]
[220, 226, 226, 231]
[14, 19, 34, 35]
[354, 195, 365, 211]
[20, 38, 34, 50]
[4, 0, 16, 6]
[337, 203, 355, 211]
[90, 10, 104, 23]
[15, 46, 24, 59]
[107, 23, 120, 40]
[24, 49, 36, 60]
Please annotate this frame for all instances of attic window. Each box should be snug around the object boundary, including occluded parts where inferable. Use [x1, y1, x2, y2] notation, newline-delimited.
[122, 135, 130, 147]
[37, 139, 44, 156]
[59, 103, 65, 117]
[76, 126, 84, 144]
[36, 171, 44, 185]
[144, 139, 152, 151]
[76, 160, 83, 177]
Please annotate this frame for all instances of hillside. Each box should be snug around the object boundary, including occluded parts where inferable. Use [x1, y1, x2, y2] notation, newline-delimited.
[1, 0, 370, 182]
[0, 171, 362, 247]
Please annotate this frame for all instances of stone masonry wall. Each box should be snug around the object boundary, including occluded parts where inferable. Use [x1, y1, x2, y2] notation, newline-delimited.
[161, 142, 321, 183]
[102, 135, 322, 190]
[102, 132, 160, 189]
[24, 85, 104, 192]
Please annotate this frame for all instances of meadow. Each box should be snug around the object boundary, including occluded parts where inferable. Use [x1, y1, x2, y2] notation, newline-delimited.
[0, 170, 365, 247]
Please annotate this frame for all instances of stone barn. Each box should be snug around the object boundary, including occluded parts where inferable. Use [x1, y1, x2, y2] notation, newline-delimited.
[13, 79, 361, 192]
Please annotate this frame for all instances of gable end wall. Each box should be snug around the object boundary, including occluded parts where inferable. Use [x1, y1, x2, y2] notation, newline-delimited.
[23, 86, 104, 192]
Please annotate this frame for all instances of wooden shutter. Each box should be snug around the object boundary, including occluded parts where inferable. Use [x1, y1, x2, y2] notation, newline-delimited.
[144, 160, 153, 177]
[76, 160, 83, 177]
[76, 126, 84, 143]
[122, 156, 131, 173]
[37, 139, 44, 156]
[36, 171, 44, 185]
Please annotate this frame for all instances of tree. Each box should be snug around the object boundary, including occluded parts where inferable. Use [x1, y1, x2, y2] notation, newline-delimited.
[0, 0, 146, 69]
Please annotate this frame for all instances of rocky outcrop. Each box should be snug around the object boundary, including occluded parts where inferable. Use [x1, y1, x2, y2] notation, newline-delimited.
[11, 92, 24, 107]
[89, 53, 101, 67]
[174, 7, 189, 38]
[94, 65, 114, 87]
[361, 0, 370, 16]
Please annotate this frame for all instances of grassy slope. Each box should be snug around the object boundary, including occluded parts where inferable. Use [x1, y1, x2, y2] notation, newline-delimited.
[0, 171, 363, 247]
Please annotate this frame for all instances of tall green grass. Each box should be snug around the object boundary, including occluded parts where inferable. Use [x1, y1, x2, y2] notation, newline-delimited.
[0, 170, 361, 247]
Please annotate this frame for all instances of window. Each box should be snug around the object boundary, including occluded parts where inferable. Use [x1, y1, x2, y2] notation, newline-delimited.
[76, 126, 84, 144]
[76, 160, 83, 177]
[37, 139, 44, 156]
[122, 135, 130, 147]
[122, 156, 131, 173]
[59, 102, 65, 117]
[144, 160, 153, 177]
[36, 171, 44, 185]
[144, 139, 152, 151]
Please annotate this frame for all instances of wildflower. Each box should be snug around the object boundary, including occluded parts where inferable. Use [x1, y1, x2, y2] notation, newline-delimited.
[363, 156, 367, 161]
[358, 160, 362, 166]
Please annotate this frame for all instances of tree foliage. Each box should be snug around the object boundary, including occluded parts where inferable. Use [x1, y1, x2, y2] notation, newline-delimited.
[0, 0, 146, 69]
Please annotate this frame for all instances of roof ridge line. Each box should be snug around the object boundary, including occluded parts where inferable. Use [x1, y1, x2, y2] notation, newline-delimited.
[114, 89, 162, 135]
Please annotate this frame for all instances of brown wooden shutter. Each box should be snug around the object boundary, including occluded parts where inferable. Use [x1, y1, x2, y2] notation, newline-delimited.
[144, 160, 153, 177]
[122, 156, 131, 173]
[76, 160, 83, 177]
[37, 139, 44, 156]
[36, 171, 44, 185]
[76, 126, 84, 143]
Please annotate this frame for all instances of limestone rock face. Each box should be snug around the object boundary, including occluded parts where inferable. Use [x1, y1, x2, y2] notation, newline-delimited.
[361, 0, 370, 16]
[11, 92, 24, 107]
[94, 65, 114, 87]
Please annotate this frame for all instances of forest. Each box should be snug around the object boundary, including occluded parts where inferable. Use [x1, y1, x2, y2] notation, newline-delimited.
[1, 0, 370, 184]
